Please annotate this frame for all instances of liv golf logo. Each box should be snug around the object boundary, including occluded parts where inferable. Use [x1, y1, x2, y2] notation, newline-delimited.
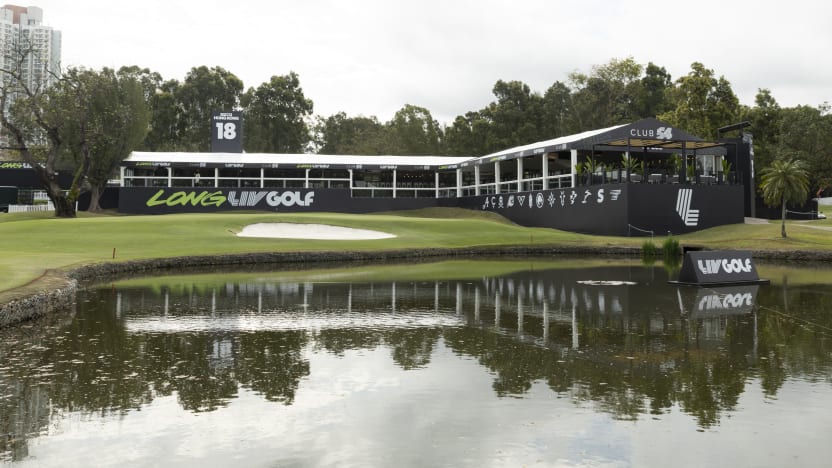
[676, 188, 700, 226]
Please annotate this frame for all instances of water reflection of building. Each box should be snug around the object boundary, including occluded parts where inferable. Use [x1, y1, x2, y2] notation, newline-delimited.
[113, 266, 759, 351]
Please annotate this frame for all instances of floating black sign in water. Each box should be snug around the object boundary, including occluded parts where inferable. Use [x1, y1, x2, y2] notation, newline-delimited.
[671, 250, 769, 286]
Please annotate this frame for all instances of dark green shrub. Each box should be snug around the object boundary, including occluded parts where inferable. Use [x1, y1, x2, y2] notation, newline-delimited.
[641, 240, 657, 257]
[662, 235, 681, 259]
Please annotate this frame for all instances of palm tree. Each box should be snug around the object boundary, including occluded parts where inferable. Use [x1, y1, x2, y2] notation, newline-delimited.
[760, 158, 809, 238]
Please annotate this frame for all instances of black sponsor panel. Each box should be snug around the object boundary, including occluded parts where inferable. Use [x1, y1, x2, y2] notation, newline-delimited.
[675, 250, 767, 285]
[628, 184, 744, 235]
[456, 184, 630, 236]
[0, 163, 74, 189]
[118, 187, 439, 214]
[77, 187, 120, 211]
[117, 183, 746, 236]
[211, 111, 243, 153]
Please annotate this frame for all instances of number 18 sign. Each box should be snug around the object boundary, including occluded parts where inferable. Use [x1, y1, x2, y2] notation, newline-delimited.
[211, 111, 243, 153]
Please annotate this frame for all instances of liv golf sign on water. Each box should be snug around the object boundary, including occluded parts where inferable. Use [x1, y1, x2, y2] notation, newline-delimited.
[211, 111, 243, 153]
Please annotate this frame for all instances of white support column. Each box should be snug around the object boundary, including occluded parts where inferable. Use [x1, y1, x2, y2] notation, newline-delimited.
[570, 149, 578, 188]
[455, 168, 462, 198]
[434, 171, 440, 198]
[214, 168, 219, 187]
[167, 167, 172, 187]
[494, 162, 501, 194]
[260, 168, 264, 188]
[542, 154, 549, 190]
[348, 169, 354, 190]
[393, 169, 397, 198]
[516, 158, 523, 193]
[305, 169, 310, 189]
[625, 151, 631, 181]
[474, 165, 481, 196]
[119, 166, 126, 187]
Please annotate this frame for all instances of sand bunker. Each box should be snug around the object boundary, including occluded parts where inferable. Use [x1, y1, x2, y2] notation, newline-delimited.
[237, 223, 396, 240]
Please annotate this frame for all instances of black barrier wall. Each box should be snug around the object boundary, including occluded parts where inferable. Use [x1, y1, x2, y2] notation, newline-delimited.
[627, 184, 744, 235]
[118, 184, 745, 236]
[118, 187, 438, 214]
[456, 185, 630, 235]
[456, 184, 744, 236]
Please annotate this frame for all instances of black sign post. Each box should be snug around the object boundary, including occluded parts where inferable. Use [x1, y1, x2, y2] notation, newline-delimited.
[211, 111, 243, 153]
[672, 250, 769, 286]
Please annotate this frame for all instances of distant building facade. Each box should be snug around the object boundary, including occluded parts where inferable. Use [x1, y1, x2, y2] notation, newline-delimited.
[0, 4, 61, 150]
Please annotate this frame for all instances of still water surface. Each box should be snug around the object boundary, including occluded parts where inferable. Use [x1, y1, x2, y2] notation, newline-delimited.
[2, 259, 832, 467]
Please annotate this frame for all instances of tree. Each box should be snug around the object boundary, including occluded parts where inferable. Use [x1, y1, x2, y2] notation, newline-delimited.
[541, 81, 571, 139]
[659, 62, 740, 140]
[443, 110, 493, 156]
[760, 158, 809, 238]
[315, 112, 385, 155]
[485, 80, 544, 149]
[242, 72, 313, 153]
[740, 89, 781, 171]
[633, 62, 672, 118]
[772, 104, 832, 198]
[176, 66, 243, 151]
[77, 69, 150, 212]
[35, 68, 150, 213]
[567, 57, 643, 132]
[385, 104, 442, 155]
[0, 39, 82, 217]
[141, 78, 181, 151]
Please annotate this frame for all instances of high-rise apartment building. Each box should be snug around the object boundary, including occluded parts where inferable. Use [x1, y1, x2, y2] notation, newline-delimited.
[0, 5, 60, 150]
[0, 5, 61, 90]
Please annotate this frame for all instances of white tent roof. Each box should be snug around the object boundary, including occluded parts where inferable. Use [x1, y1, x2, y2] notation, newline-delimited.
[125, 152, 471, 168]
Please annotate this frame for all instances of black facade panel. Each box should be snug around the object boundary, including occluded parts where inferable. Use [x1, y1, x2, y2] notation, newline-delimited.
[627, 184, 745, 236]
[0, 166, 74, 189]
[117, 184, 745, 236]
[455, 185, 630, 236]
[118, 187, 438, 214]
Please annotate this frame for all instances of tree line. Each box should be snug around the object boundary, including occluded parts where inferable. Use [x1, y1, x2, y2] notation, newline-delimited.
[1, 52, 829, 217]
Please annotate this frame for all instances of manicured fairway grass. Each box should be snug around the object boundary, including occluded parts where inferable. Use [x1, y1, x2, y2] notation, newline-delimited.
[1, 208, 831, 298]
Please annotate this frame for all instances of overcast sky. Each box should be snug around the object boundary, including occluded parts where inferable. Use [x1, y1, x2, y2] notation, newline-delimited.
[30, 0, 832, 125]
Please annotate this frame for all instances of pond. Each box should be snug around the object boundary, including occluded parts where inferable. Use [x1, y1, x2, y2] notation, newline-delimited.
[2, 258, 832, 467]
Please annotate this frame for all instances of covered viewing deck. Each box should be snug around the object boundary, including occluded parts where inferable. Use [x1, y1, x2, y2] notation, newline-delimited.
[120, 118, 739, 198]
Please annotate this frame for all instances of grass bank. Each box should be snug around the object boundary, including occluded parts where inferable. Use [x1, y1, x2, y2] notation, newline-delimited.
[1, 208, 831, 303]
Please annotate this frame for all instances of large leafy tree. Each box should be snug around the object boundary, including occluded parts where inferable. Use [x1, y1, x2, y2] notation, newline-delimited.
[540, 81, 571, 139]
[485, 80, 544, 150]
[773, 104, 832, 198]
[0, 37, 79, 216]
[443, 110, 493, 156]
[176, 66, 243, 151]
[62, 68, 150, 212]
[315, 112, 385, 155]
[242, 72, 313, 153]
[633, 62, 672, 118]
[384, 104, 442, 155]
[740, 89, 782, 171]
[567, 57, 643, 132]
[760, 158, 809, 238]
[659, 62, 740, 140]
[141, 78, 181, 151]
